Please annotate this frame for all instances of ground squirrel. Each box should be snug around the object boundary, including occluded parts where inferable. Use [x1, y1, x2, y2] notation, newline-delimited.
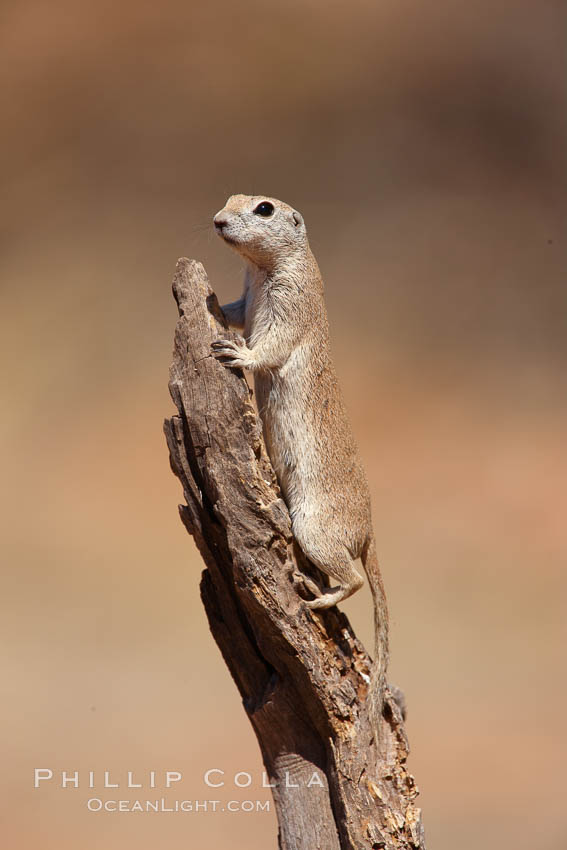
[211, 194, 389, 724]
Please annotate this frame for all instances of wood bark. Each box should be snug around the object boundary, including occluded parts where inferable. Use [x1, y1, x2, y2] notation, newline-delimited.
[164, 258, 426, 850]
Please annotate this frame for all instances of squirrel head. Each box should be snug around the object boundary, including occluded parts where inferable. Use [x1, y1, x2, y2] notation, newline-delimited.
[213, 195, 307, 268]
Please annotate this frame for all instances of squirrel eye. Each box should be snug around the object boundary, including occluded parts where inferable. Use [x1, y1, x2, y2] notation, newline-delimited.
[253, 201, 274, 217]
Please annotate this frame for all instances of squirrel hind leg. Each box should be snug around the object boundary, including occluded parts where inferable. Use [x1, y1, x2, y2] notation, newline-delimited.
[301, 559, 364, 609]
[304, 570, 363, 610]
[293, 519, 365, 609]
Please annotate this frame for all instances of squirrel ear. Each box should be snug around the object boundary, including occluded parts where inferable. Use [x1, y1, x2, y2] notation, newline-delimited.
[292, 210, 303, 228]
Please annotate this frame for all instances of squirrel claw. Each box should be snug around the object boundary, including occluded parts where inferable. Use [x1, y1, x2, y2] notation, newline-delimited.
[211, 338, 249, 368]
[292, 572, 324, 602]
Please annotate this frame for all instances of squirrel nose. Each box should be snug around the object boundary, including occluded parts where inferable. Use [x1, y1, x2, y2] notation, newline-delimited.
[213, 214, 228, 230]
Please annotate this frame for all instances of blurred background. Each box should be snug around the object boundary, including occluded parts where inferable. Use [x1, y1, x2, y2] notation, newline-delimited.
[1, 0, 566, 847]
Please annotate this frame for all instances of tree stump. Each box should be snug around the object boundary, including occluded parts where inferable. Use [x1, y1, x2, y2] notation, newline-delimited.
[164, 258, 425, 850]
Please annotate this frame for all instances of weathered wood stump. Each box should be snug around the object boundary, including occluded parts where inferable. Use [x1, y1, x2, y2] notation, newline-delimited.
[164, 258, 425, 850]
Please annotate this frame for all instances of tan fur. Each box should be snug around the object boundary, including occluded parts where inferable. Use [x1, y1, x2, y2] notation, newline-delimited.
[211, 194, 389, 725]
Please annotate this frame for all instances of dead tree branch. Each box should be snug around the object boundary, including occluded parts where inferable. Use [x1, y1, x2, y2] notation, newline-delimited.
[164, 258, 425, 850]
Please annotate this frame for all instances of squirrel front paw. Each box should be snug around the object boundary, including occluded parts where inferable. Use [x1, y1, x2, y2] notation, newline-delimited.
[211, 338, 254, 370]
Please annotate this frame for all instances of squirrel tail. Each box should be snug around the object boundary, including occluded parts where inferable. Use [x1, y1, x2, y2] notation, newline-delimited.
[361, 534, 389, 732]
